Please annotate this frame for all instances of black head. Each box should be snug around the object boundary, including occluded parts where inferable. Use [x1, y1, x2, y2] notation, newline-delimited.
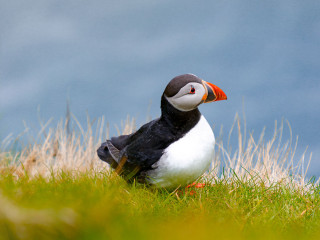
[163, 73, 227, 112]
[164, 74, 202, 97]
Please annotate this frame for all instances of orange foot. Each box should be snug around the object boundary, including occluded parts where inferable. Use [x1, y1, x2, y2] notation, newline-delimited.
[176, 183, 206, 197]
[186, 182, 206, 188]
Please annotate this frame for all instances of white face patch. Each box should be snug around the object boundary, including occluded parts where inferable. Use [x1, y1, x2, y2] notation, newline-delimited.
[165, 82, 205, 111]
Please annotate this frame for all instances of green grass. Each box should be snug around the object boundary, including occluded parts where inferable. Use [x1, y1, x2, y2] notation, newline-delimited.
[0, 170, 320, 240]
[0, 114, 319, 239]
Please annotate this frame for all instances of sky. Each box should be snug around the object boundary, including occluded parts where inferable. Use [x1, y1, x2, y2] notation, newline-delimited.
[1, 0, 319, 176]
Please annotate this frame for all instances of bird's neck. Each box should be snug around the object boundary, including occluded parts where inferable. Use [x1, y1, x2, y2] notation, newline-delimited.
[160, 94, 201, 130]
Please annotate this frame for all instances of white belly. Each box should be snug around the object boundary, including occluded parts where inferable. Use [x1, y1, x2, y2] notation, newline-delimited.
[147, 115, 215, 189]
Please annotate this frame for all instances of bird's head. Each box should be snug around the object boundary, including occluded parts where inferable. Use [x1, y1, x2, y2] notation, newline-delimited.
[163, 74, 227, 112]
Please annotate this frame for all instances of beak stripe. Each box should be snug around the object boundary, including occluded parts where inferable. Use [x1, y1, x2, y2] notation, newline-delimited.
[202, 80, 227, 103]
[206, 85, 216, 102]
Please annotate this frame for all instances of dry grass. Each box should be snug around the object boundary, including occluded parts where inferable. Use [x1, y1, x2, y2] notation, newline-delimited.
[210, 114, 314, 189]
[0, 114, 319, 240]
[0, 113, 315, 189]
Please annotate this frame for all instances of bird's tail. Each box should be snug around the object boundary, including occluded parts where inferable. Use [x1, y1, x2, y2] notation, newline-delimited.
[97, 142, 118, 169]
[97, 141, 140, 181]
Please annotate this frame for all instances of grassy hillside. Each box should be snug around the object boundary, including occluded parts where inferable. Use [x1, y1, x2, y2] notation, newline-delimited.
[0, 114, 319, 239]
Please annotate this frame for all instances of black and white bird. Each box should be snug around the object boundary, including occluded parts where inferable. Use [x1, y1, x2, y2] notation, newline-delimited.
[97, 74, 227, 189]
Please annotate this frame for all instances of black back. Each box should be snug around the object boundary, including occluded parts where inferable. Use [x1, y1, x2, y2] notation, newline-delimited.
[97, 94, 201, 183]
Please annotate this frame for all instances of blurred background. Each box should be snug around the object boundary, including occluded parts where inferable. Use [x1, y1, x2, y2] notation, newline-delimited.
[0, 0, 319, 176]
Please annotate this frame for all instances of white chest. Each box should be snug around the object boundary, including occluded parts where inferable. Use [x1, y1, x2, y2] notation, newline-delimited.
[147, 115, 215, 189]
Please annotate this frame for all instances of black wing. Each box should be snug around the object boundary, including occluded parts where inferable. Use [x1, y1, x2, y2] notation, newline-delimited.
[124, 119, 175, 168]
[97, 118, 179, 181]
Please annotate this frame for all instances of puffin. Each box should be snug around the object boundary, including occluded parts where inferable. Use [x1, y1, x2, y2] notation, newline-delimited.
[97, 74, 227, 189]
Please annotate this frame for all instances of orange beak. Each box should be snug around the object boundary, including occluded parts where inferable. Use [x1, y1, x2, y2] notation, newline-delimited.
[201, 80, 227, 103]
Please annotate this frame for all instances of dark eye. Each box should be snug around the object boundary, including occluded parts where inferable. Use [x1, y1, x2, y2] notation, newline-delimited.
[189, 85, 195, 94]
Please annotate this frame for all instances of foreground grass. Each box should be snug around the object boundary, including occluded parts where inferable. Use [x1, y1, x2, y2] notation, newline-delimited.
[0, 114, 318, 239]
[0, 170, 319, 240]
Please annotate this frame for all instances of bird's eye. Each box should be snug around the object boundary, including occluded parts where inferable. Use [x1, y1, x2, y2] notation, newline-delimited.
[189, 86, 195, 94]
